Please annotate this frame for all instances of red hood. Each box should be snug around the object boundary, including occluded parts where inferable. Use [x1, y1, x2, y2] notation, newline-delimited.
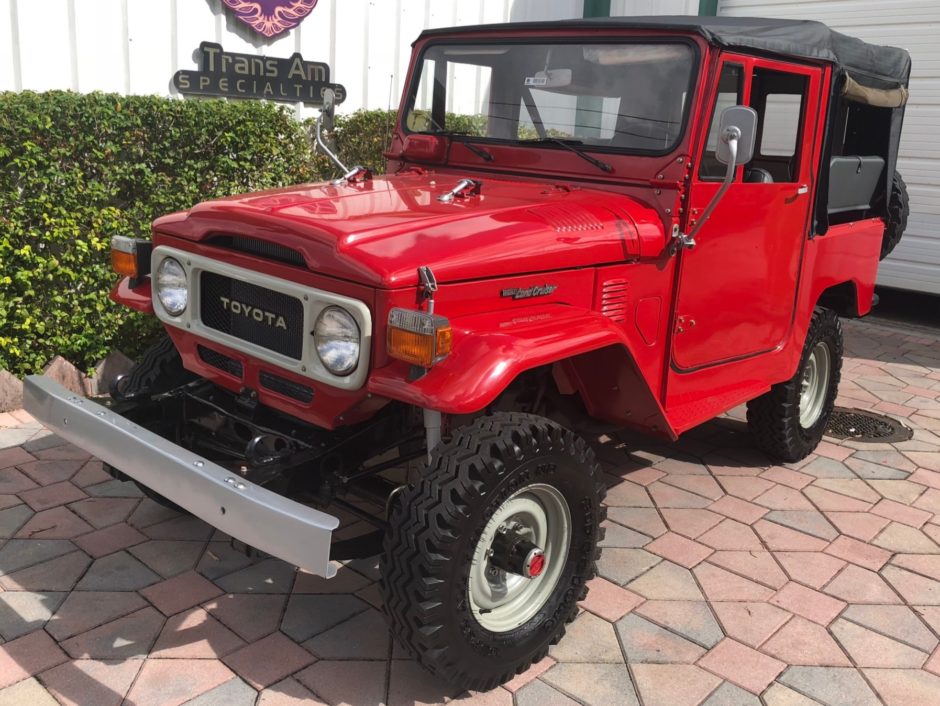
[152, 173, 667, 288]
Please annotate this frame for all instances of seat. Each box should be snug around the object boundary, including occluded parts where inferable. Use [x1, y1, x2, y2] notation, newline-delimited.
[745, 167, 774, 183]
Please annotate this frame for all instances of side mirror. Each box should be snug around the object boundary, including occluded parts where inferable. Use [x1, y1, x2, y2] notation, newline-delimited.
[716, 105, 757, 166]
[320, 88, 336, 133]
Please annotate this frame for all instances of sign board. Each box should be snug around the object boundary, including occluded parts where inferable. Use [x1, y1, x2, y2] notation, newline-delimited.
[173, 42, 346, 106]
[221, 0, 318, 38]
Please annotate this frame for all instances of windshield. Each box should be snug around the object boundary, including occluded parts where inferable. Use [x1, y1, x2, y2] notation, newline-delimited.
[405, 40, 697, 154]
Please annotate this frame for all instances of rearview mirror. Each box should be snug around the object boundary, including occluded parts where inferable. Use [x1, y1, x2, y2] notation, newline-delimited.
[716, 105, 758, 166]
[524, 69, 573, 89]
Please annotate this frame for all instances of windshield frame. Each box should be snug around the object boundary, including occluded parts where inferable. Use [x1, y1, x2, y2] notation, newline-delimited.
[401, 35, 702, 159]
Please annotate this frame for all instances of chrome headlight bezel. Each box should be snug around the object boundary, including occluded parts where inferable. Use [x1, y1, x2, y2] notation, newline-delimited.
[313, 306, 361, 377]
[155, 257, 189, 317]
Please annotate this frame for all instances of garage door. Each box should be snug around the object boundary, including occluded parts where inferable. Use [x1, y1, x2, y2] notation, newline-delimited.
[718, 0, 940, 294]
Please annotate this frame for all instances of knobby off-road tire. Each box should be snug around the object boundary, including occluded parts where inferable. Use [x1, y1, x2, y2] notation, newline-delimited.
[119, 335, 195, 511]
[881, 172, 909, 261]
[747, 308, 843, 463]
[380, 412, 606, 691]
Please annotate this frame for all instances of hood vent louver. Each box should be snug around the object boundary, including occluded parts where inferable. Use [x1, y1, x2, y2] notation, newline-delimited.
[530, 204, 604, 233]
[600, 279, 629, 322]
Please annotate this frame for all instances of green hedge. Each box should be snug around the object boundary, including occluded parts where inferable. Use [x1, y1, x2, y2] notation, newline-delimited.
[0, 92, 400, 376]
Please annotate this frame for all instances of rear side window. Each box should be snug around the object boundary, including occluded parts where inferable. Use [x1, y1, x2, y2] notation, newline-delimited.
[700, 63, 743, 179]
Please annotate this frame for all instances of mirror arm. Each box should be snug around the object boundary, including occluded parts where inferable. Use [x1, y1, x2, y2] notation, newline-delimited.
[675, 126, 740, 251]
[316, 113, 349, 175]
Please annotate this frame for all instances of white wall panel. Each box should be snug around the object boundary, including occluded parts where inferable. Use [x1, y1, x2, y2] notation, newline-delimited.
[74, 0, 126, 94]
[16, 0, 72, 92]
[720, 0, 940, 293]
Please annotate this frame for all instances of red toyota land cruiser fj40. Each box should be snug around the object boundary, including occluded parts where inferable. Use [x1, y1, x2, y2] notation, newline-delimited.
[25, 16, 911, 690]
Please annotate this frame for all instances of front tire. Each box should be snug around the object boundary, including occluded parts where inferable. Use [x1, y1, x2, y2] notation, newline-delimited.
[380, 412, 605, 691]
[747, 308, 843, 463]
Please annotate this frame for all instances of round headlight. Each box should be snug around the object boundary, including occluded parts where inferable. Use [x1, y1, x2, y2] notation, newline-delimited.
[314, 306, 360, 376]
[155, 257, 188, 316]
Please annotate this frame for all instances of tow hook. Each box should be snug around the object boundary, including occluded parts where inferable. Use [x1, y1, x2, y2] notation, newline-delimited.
[489, 524, 546, 578]
[438, 178, 482, 203]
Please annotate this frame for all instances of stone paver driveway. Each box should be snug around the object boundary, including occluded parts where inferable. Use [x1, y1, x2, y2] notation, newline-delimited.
[2, 317, 940, 706]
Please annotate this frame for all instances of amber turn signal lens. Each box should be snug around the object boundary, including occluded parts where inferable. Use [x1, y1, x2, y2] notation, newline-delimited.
[387, 308, 452, 368]
[111, 249, 138, 278]
[110, 236, 152, 280]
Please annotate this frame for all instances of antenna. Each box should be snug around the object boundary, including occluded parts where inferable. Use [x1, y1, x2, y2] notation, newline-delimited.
[385, 73, 394, 153]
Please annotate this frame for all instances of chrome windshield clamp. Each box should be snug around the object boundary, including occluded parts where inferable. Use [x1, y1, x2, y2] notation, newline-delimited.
[331, 165, 372, 187]
[418, 265, 439, 313]
[672, 224, 696, 251]
[438, 178, 482, 203]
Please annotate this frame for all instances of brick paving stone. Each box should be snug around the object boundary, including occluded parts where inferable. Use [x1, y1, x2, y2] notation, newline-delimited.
[778, 666, 880, 706]
[0, 676, 59, 706]
[867, 479, 927, 505]
[388, 660, 466, 706]
[67, 497, 137, 529]
[598, 520, 650, 547]
[813, 478, 881, 503]
[604, 480, 653, 507]
[128, 540, 204, 578]
[710, 602, 791, 648]
[707, 551, 788, 589]
[303, 607, 389, 660]
[799, 457, 856, 479]
[0, 447, 36, 469]
[127, 498, 180, 529]
[803, 486, 872, 512]
[84, 479, 143, 498]
[74, 551, 161, 591]
[648, 482, 713, 509]
[753, 520, 828, 551]
[873, 522, 940, 554]
[542, 662, 640, 706]
[754, 486, 816, 511]
[845, 457, 908, 480]
[47, 591, 147, 641]
[597, 548, 661, 586]
[660, 474, 725, 500]
[32, 444, 90, 462]
[825, 535, 892, 571]
[656, 457, 711, 475]
[203, 593, 286, 642]
[183, 677, 257, 706]
[905, 452, 940, 472]
[40, 658, 143, 706]
[661, 509, 724, 538]
[698, 638, 785, 694]
[761, 467, 815, 491]
[627, 561, 705, 601]
[607, 507, 666, 537]
[910, 468, 940, 490]
[141, 570, 223, 616]
[715, 476, 775, 502]
[14, 506, 92, 540]
[698, 519, 763, 551]
[0, 630, 68, 689]
[707, 496, 768, 525]
[872, 498, 932, 528]
[864, 668, 940, 706]
[579, 577, 643, 621]
[770, 583, 846, 626]
[829, 565, 902, 608]
[0, 504, 33, 538]
[624, 467, 666, 486]
[548, 611, 623, 663]
[831, 618, 928, 668]
[762, 682, 827, 706]
[514, 679, 579, 706]
[17, 460, 82, 487]
[256, 677, 329, 706]
[151, 607, 245, 659]
[69, 461, 111, 488]
[0, 551, 90, 592]
[885, 565, 940, 605]
[646, 532, 713, 568]
[196, 540, 258, 581]
[0, 493, 21, 510]
[0, 590, 65, 640]
[694, 563, 774, 602]
[0, 539, 75, 576]
[843, 604, 939, 653]
[824, 511, 890, 541]
[292, 564, 372, 594]
[761, 616, 850, 666]
[502, 655, 556, 693]
[914, 488, 940, 514]
[142, 514, 214, 541]
[614, 613, 705, 664]
[634, 600, 723, 648]
[763, 511, 838, 541]
[125, 658, 235, 706]
[72, 522, 147, 558]
[892, 553, 940, 581]
[814, 441, 854, 461]
[281, 594, 368, 643]
[295, 661, 387, 706]
[60, 608, 165, 660]
[222, 632, 315, 689]
[213, 558, 296, 595]
[0, 468, 42, 499]
[630, 664, 722, 706]
[18, 481, 86, 512]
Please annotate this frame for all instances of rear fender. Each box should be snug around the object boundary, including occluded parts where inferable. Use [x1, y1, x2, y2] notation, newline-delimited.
[367, 303, 676, 439]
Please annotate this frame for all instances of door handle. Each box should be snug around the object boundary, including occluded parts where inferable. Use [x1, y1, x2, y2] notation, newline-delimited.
[796, 185, 809, 195]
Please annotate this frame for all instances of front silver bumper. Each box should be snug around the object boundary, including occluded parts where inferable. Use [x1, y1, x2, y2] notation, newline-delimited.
[23, 375, 339, 577]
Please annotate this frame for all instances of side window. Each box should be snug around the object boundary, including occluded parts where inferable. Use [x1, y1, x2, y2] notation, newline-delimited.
[699, 63, 743, 179]
[748, 68, 808, 183]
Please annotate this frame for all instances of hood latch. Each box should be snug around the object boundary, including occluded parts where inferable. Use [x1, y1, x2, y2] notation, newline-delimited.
[438, 178, 482, 203]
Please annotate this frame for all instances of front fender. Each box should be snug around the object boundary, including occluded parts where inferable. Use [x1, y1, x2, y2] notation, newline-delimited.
[367, 303, 675, 438]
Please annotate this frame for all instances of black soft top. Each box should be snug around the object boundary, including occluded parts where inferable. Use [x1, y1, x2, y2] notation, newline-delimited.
[418, 15, 911, 88]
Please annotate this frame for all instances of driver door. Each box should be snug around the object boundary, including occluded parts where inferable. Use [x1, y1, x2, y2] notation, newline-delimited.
[672, 55, 822, 372]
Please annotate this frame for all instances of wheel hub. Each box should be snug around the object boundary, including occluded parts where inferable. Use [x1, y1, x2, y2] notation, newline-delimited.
[468, 483, 571, 633]
[799, 341, 831, 429]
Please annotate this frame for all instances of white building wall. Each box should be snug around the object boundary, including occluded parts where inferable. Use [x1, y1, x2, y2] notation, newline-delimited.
[719, 0, 940, 295]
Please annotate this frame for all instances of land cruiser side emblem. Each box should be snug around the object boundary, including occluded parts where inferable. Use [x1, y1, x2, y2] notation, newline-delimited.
[501, 285, 558, 300]
[220, 297, 288, 330]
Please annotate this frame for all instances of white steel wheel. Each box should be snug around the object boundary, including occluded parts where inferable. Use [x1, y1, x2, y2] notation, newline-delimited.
[799, 341, 831, 429]
[468, 483, 571, 633]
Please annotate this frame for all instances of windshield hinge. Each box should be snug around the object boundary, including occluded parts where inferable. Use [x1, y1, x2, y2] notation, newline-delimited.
[438, 178, 482, 203]
[671, 223, 696, 253]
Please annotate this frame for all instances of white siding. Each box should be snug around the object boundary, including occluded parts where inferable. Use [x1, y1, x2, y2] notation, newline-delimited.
[719, 0, 940, 295]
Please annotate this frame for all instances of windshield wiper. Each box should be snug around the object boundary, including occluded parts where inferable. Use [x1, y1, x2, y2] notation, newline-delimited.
[517, 138, 612, 174]
[421, 131, 494, 162]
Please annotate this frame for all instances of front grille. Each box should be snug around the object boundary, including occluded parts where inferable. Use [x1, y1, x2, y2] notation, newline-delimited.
[208, 236, 305, 268]
[260, 371, 314, 403]
[197, 345, 243, 377]
[200, 272, 305, 359]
